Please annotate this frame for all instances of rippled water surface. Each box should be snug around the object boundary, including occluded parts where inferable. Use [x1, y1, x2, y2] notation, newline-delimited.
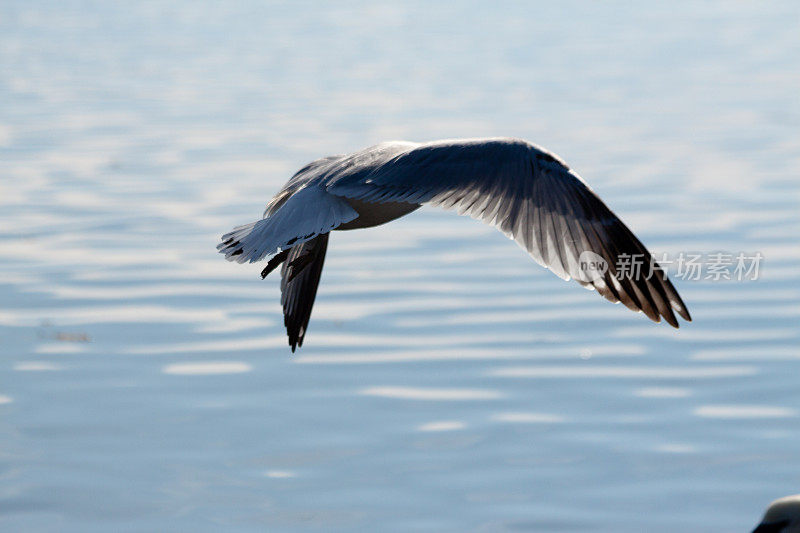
[1, 2, 799, 531]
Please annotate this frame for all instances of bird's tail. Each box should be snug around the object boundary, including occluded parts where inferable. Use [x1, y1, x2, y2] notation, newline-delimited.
[216, 185, 358, 264]
[217, 221, 261, 262]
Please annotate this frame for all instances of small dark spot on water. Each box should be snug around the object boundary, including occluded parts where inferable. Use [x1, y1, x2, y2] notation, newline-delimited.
[54, 332, 91, 342]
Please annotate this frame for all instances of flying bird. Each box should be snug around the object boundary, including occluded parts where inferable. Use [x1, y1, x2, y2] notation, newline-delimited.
[218, 137, 691, 351]
[752, 495, 800, 533]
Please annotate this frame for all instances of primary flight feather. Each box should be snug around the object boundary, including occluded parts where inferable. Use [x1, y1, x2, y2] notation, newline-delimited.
[218, 137, 691, 351]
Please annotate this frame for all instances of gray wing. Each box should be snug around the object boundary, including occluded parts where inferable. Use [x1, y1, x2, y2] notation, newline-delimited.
[279, 233, 329, 352]
[326, 137, 690, 327]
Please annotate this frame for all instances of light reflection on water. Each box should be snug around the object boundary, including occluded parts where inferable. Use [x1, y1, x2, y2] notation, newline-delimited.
[162, 362, 253, 376]
[359, 387, 504, 401]
[1, 1, 799, 531]
[693, 406, 797, 420]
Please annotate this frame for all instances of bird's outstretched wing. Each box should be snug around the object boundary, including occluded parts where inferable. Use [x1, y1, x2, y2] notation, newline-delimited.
[278, 234, 329, 352]
[327, 137, 690, 327]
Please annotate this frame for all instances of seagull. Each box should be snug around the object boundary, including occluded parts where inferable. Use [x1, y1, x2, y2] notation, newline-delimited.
[218, 137, 691, 351]
[753, 495, 800, 532]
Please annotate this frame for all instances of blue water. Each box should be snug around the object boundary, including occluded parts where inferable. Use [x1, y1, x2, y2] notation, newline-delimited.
[1, 2, 799, 531]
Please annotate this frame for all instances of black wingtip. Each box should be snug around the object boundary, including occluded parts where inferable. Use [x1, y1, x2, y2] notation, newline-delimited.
[662, 310, 679, 329]
[671, 301, 692, 323]
[261, 249, 291, 279]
